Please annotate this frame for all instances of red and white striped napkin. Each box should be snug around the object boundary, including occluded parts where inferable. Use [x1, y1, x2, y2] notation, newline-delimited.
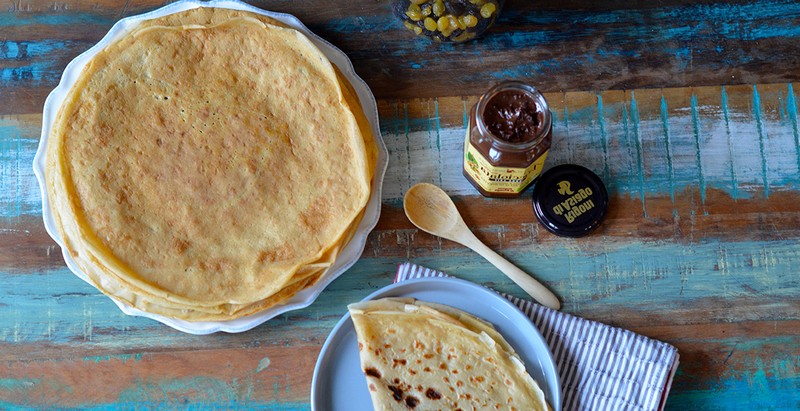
[395, 262, 680, 411]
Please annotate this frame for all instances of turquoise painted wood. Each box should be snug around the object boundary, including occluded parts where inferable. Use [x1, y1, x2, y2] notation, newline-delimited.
[5, 0, 800, 110]
[2, 1, 800, 410]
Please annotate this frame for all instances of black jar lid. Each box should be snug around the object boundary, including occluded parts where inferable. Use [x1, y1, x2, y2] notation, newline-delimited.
[531, 164, 608, 237]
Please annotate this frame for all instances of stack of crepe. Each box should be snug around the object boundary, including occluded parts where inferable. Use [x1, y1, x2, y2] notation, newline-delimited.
[349, 298, 550, 411]
[45, 8, 377, 322]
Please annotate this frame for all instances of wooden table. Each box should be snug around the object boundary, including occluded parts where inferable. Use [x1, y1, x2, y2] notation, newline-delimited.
[2, 0, 799, 409]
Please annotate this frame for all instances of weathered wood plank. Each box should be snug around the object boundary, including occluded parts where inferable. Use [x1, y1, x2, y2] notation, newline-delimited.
[0, 114, 42, 219]
[3, 1, 800, 113]
[0, 321, 800, 409]
[0, 322, 796, 409]
[2, 249, 798, 346]
[2, 326, 796, 410]
[7, 176, 800, 279]
[1, 345, 316, 409]
[375, 84, 800, 203]
[8, 84, 799, 219]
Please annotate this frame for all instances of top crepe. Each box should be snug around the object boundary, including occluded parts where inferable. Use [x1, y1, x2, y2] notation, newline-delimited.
[45, 8, 377, 321]
[348, 298, 550, 411]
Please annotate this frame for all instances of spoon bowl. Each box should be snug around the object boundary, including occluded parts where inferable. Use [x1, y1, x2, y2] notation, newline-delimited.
[403, 183, 463, 239]
[403, 183, 561, 310]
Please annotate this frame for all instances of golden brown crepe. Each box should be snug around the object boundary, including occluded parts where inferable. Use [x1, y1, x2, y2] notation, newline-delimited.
[348, 298, 550, 411]
[46, 8, 377, 321]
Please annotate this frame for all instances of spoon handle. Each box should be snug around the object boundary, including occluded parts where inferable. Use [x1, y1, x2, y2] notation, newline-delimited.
[461, 234, 561, 310]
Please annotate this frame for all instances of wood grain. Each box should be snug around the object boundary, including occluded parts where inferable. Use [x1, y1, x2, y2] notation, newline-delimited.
[2, 1, 800, 410]
[4, 1, 800, 112]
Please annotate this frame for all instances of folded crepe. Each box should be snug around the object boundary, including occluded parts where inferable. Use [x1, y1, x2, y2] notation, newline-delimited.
[348, 298, 550, 411]
[46, 7, 377, 321]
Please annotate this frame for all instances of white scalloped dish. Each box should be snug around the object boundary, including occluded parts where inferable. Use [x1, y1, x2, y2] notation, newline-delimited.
[32, 0, 388, 334]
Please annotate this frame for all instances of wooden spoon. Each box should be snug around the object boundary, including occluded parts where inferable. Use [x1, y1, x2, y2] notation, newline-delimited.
[403, 183, 561, 310]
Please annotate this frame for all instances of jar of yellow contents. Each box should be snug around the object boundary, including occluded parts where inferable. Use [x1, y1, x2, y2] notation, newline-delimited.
[394, 0, 503, 43]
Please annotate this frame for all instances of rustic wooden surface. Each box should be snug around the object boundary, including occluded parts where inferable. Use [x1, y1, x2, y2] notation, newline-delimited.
[2, 0, 799, 410]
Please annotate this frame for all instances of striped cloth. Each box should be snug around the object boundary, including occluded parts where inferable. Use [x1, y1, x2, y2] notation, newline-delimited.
[395, 262, 680, 411]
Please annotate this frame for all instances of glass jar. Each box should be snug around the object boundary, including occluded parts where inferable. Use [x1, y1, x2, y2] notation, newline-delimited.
[394, 0, 504, 43]
[463, 81, 552, 198]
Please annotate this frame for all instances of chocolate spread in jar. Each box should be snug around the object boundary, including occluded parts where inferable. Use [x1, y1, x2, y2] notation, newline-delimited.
[463, 81, 552, 198]
[483, 90, 543, 144]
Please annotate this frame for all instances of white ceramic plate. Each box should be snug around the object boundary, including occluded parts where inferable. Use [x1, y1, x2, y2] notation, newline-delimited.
[311, 277, 562, 411]
[31, 0, 388, 334]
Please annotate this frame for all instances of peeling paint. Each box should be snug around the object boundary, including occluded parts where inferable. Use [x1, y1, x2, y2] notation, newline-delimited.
[256, 357, 271, 373]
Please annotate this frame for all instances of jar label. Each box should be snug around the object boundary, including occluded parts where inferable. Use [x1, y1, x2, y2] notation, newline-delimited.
[463, 135, 548, 194]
